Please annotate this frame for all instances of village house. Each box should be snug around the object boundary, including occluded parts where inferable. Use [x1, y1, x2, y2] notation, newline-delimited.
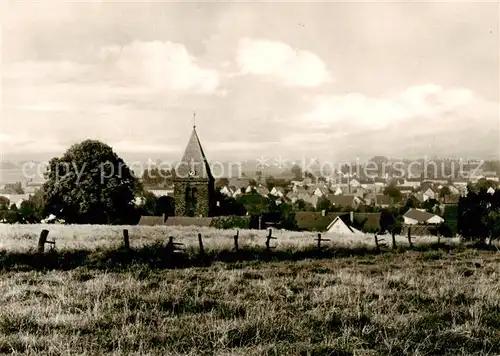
[217, 178, 253, 198]
[147, 186, 174, 197]
[0, 194, 32, 208]
[374, 195, 393, 208]
[403, 208, 444, 225]
[422, 187, 437, 201]
[308, 184, 329, 197]
[403, 178, 421, 189]
[446, 185, 460, 195]
[220, 185, 234, 197]
[349, 178, 361, 190]
[294, 211, 381, 233]
[255, 186, 270, 197]
[270, 186, 285, 198]
[332, 186, 344, 196]
[327, 194, 365, 210]
[326, 213, 364, 235]
[293, 186, 308, 195]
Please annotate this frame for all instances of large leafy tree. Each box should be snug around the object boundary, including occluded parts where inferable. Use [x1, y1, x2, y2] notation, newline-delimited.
[43, 140, 140, 224]
[458, 184, 500, 242]
[383, 183, 402, 202]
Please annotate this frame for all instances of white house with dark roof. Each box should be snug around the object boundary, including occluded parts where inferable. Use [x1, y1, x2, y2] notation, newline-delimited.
[403, 208, 444, 225]
[220, 186, 234, 197]
[403, 178, 421, 189]
[326, 215, 364, 235]
[422, 188, 436, 201]
[270, 186, 285, 198]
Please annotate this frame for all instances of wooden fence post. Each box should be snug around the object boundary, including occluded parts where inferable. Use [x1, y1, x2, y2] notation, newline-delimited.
[374, 234, 380, 252]
[167, 236, 175, 251]
[198, 233, 204, 255]
[258, 215, 263, 230]
[38, 229, 50, 253]
[315, 233, 330, 249]
[407, 226, 413, 248]
[123, 229, 130, 249]
[265, 228, 277, 251]
[233, 230, 239, 251]
[166, 236, 184, 256]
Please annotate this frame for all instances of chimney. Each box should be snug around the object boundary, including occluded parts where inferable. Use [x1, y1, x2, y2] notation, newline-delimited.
[350, 211, 354, 224]
[321, 209, 326, 217]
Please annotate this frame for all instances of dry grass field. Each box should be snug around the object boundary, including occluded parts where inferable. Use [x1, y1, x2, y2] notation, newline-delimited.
[0, 224, 460, 253]
[0, 224, 499, 355]
[0, 249, 499, 355]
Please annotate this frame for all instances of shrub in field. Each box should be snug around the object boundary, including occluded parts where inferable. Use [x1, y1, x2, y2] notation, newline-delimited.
[210, 216, 251, 229]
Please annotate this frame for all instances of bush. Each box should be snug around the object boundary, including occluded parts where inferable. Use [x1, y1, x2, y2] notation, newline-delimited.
[210, 216, 251, 229]
[437, 222, 454, 238]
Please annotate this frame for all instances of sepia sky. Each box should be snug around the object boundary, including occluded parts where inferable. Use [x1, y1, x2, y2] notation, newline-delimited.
[1, 0, 499, 163]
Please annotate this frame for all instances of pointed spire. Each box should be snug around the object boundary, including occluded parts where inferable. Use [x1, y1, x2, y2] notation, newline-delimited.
[193, 111, 196, 129]
[176, 117, 213, 180]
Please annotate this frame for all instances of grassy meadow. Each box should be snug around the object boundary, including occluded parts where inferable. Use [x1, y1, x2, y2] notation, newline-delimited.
[0, 224, 499, 355]
[0, 249, 499, 355]
[0, 224, 460, 253]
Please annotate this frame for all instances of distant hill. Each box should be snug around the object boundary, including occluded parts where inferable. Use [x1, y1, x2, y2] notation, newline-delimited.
[0, 161, 19, 169]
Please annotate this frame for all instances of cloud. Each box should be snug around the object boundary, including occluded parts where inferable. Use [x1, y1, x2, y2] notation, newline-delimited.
[296, 84, 498, 158]
[236, 38, 332, 87]
[5, 40, 221, 95]
[98, 41, 220, 94]
[1, 39, 224, 156]
[301, 84, 480, 129]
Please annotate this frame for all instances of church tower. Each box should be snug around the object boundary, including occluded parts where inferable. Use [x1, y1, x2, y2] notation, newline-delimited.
[173, 123, 214, 217]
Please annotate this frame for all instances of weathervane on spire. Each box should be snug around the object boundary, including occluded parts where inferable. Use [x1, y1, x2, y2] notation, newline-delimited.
[192, 111, 196, 128]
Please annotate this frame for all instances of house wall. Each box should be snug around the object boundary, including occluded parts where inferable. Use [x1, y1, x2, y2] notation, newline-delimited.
[427, 215, 444, 224]
[149, 189, 173, 197]
[327, 218, 357, 235]
[220, 187, 232, 197]
[313, 188, 324, 197]
[404, 180, 421, 188]
[403, 216, 419, 225]
[401, 224, 438, 236]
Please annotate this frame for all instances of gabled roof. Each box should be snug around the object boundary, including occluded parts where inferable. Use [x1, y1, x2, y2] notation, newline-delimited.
[256, 186, 269, 196]
[443, 194, 460, 204]
[138, 215, 165, 226]
[164, 216, 214, 227]
[176, 127, 213, 180]
[403, 208, 438, 223]
[295, 211, 381, 232]
[272, 186, 285, 193]
[353, 212, 382, 231]
[326, 216, 363, 234]
[306, 195, 319, 207]
[295, 186, 308, 194]
[375, 195, 393, 206]
[327, 194, 363, 207]
[295, 211, 347, 231]
[413, 192, 425, 203]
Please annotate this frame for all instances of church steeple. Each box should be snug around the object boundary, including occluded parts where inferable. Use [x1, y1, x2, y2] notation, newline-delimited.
[176, 125, 213, 180]
[173, 117, 215, 217]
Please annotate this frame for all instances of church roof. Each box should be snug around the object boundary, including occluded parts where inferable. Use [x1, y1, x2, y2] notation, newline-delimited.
[176, 127, 213, 180]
